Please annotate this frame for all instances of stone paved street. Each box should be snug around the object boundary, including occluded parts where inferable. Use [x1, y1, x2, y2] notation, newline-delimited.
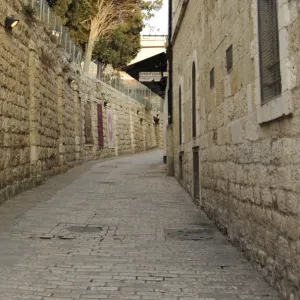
[0, 150, 280, 300]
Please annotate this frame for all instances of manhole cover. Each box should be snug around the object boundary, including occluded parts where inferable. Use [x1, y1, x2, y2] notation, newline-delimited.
[67, 226, 104, 233]
[164, 229, 215, 241]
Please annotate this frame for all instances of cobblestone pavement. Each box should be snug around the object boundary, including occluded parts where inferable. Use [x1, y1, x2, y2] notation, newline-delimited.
[0, 150, 280, 300]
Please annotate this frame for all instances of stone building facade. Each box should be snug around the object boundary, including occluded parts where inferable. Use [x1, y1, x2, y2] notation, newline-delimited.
[167, 0, 300, 298]
[0, 0, 162, 203]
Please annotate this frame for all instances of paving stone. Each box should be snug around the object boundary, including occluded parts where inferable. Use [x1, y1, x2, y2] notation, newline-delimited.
[0, 150, 280, 300]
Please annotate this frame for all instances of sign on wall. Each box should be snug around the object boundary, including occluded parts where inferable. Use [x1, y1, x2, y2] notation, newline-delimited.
[139, 72, 162, 82]
[106, 108, 114, 148]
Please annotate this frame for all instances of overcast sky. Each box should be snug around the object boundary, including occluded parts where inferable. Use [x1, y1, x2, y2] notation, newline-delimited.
[142, 0, 168, 35]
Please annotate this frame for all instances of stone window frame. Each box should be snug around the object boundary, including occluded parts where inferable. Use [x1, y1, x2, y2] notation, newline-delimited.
[252, 0, 297, 124]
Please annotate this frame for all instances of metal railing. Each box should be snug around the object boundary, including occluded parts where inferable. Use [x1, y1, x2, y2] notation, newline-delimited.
[100, 75, 162, 112]
[32, 0, 83, 64]
[88, 62, 162, 110]
[31, 0, 163, 111]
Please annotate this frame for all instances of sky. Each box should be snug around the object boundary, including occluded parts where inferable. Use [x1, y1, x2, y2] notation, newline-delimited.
[142, 0, 169, 35]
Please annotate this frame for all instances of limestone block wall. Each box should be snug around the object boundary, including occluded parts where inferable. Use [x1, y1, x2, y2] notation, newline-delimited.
[0, 0, 162, 203]
[170, 0, 300, 298]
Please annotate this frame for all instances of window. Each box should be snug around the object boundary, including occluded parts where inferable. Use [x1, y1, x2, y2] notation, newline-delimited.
[258, 0, 281, 103]
[192, 62, 196, 138]
[179, 86, 182, 145]
[210, 68, 215, 89]
[226, 45, 233, 73]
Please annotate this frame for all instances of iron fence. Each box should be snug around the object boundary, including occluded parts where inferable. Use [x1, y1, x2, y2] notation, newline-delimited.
[95, 69, 162, 111]
[32, 0, 83, 65]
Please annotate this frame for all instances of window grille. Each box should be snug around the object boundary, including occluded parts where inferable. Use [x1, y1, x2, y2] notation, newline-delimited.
[226, 45, 233, 73]
[258, 0, 281, 103]
[210, 68, 215, 89]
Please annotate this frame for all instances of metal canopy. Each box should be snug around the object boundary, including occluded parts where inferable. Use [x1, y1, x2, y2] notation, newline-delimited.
[122, 52, 167, 99]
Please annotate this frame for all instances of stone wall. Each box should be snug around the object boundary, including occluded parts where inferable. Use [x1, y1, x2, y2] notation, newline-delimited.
[0, 0, 162, 203]
[170, 0, 300, 299]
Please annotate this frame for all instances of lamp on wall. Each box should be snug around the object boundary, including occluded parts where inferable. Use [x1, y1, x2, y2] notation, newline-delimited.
[5, 17, 19, 30]
[104, 101, 111, 108]
[68, 77, 76, 85]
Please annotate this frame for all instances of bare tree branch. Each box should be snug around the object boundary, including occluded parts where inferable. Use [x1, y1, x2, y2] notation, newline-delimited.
[83, 0, 138, 73]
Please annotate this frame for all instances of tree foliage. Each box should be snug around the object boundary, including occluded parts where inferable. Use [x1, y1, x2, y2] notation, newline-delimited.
[50, 0, 163, 72]
[93, 11, 143, 69]
[50, 0, 96, 45]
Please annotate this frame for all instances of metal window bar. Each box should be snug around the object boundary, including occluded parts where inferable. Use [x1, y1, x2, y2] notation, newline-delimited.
[257, 0, 281, 104]
[226, 45, 233, 73]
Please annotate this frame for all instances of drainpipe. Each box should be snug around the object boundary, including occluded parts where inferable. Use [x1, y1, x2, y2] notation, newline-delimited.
[165, 0, 174, 175]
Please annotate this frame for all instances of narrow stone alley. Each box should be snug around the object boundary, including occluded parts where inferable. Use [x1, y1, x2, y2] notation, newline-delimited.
[0, 150, 279, 300]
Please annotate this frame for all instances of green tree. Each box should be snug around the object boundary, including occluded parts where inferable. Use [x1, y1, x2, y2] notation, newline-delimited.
[51, 0, 162, 73]
[93, 11, 143, 70]
[51, 0, 97, 46]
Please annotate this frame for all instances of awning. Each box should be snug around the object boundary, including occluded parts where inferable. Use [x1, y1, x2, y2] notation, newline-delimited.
[122, 52, 167, 98]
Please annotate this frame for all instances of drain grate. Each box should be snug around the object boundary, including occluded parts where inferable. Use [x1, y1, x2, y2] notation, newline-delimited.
[67, 226, 104, 233]
[164, 228, 215, 241]
[35, 223, 110, 240]
[97, 181, 116, 185]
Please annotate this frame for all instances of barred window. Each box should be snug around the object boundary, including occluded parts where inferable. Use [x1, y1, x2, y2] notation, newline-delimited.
[210, 68, 215, 89]
[226, 45, 233, 73]
[258, 0, 281, 104]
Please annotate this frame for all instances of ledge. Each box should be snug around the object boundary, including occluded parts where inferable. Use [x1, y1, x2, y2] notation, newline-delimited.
[257, 91, 293, 124]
